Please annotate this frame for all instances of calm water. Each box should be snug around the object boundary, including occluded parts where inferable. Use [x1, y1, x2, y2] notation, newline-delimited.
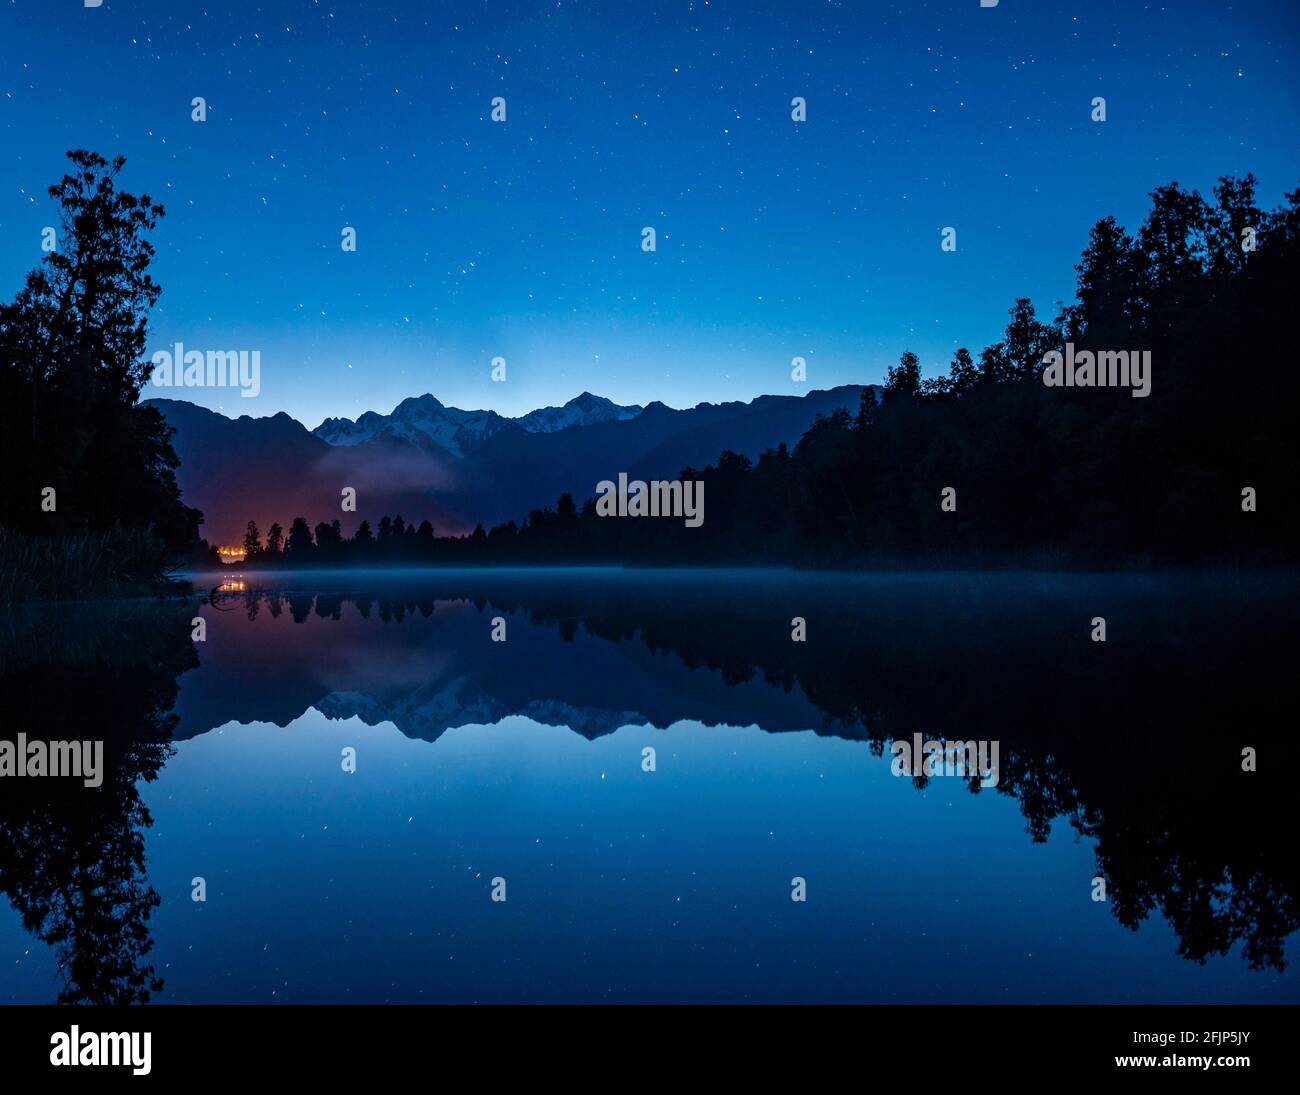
[1, 569, 1296, 1003]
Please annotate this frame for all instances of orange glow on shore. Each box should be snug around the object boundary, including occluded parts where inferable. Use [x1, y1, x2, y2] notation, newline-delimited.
[216, 545, 247, 563]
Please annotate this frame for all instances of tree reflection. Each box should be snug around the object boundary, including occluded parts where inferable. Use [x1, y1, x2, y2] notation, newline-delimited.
[197, 575, 1296, 972]
[0, 604, 196, 1003]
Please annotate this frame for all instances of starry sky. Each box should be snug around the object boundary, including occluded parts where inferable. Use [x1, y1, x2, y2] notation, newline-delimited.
[1, 0, 1298, 429]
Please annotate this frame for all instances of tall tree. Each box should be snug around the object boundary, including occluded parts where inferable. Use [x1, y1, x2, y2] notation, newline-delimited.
[1209, 173, 1262, 277]
[884, 350, 922, 398]
[286, 517, 314, 557]
[0, 151, 200, 551]
[1070, 216, 1143, 340]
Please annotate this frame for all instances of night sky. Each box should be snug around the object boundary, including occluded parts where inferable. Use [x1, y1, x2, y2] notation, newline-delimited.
[1, 0, 1297, 428]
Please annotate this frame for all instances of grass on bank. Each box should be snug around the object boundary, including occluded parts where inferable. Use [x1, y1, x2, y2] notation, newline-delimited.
[0, 525, 191, 605]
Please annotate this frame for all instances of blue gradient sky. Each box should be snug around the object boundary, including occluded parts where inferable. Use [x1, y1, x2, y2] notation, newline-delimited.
[1, 0, 1298, 428]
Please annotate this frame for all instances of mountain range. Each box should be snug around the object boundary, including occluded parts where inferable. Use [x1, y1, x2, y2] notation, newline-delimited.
[312, 391, 644, 455]
[169, 592, 827, 744]
[147, 385, 869, 544]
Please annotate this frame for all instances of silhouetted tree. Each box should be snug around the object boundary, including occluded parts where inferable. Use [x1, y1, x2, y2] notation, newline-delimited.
[884, 350, 922, 399]
[286, 516, 313, 557]
[0, 151, 201, 576]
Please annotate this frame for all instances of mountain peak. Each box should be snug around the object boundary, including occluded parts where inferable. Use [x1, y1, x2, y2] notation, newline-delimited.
[516, 392, 643, 434]
[394, 393, 445, 413]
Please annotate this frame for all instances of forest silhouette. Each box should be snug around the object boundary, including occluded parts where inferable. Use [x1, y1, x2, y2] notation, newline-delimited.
[225, 175, 1300, 570]
[3, 153, 1296, 596]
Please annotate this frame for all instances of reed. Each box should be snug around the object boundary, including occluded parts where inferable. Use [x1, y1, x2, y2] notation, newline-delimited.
[0, 525, 187, 604]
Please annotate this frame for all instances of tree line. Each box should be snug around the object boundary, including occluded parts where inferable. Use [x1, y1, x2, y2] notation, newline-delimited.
[229, 172, 1299, 569]
[4, 153, 1294, 587]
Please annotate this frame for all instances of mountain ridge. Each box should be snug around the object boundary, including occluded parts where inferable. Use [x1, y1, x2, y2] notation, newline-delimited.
[312, 390, 645, 456]
[145, 384, 872, 543]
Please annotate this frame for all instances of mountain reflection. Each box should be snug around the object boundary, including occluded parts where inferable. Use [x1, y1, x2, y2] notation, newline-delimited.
[2, 570, 1296, 1002]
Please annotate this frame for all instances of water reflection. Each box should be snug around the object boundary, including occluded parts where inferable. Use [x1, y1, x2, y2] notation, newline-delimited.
[0, 603, 196, 1003]
[2, 570, 1296, 1001]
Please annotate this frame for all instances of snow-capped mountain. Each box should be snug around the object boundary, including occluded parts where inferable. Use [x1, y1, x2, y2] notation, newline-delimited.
[313, 394, 509, 458]
[515, 391, 643, 433]
[148, 384, 869, 543]
[312, 391, 642, 456]
[312, 683, 649, 742]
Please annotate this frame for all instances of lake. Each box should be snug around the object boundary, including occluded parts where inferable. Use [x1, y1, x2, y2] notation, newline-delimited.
[1, 568, 1296, 1003]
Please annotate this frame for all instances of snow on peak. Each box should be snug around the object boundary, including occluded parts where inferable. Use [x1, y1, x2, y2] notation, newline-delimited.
[516, 392, 643, 434]
[312, 391, 644, 452]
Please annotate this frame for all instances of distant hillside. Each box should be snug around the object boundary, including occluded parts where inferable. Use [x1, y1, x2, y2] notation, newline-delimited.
[147, 385, 870, 543]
